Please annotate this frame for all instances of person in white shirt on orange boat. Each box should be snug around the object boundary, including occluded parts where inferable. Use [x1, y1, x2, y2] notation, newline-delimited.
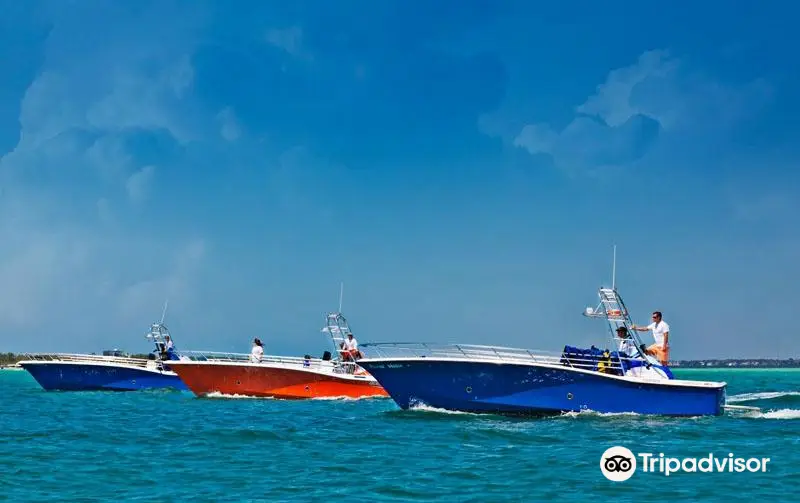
[340, 332, 363, 360]
[250, 337, 264, 363]
[631, 310, 670, 365]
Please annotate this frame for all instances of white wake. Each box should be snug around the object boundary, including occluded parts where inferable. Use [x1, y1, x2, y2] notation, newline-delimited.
[726, 391, 800, 403]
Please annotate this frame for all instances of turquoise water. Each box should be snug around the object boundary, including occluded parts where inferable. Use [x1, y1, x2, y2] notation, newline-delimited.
[1, 368, 797, 502]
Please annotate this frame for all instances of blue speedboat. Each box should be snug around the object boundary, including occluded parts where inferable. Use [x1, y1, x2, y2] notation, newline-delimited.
[358, 285, 727, 416]
[18, 320, 188, 392]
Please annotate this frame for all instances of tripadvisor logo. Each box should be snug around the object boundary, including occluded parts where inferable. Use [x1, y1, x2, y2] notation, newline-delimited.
[600, 446, 771, 481]
[600, 446, 637, 482]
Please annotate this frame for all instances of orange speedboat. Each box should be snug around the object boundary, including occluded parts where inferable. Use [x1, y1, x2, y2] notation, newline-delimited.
[167, 312, 388, 399]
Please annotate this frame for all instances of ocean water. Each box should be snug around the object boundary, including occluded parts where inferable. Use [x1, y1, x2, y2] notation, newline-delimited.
[1, 368, 797, 502]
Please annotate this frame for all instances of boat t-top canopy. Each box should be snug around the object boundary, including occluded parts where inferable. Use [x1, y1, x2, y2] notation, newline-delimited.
[320, 312, 352, 349]
[145, 322, 171, 344]
[583, 286, 658, 365]
[144, 320, 177, 363]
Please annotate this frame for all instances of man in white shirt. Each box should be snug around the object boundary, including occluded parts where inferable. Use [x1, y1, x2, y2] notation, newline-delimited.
[162, 335, 177, 360]
[615, 326, 637, 356]
[341, 332, 362, 360]
[632, 311, 670, 365]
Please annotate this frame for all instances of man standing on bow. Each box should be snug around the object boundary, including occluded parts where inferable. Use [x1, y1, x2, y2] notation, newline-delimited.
[632, 311, 670, 365]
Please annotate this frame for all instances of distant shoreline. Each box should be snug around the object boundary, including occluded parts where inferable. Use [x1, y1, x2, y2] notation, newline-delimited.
[670, 359, 799, 369]
[673, 367, 800, 372]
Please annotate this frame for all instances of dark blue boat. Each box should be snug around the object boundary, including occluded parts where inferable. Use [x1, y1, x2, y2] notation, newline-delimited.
[358, 286, 727, 416]
[19, 320, 188, 392]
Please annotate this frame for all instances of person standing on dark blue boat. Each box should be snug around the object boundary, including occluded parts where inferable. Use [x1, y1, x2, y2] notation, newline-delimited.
[631, 311, 670, 365]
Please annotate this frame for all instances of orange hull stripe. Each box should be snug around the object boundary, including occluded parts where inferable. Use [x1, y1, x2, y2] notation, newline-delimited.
[170, 363, 389, 399]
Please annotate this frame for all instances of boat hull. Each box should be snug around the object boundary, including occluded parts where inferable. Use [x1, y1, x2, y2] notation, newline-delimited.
[19, 362, 188, 391]
[357, 359, 726, 416]
[168, 362, 389, 399]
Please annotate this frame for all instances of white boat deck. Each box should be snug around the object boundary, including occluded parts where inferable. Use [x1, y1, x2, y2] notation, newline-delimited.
[361, 342, 619, 368]
[172, 351, 364, 375]
[18, 353, 150, 369]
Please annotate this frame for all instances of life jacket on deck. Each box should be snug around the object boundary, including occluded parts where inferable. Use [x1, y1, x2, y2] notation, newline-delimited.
[597, 350, 613, 374]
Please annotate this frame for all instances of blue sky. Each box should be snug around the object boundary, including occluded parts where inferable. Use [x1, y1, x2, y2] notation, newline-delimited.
[1, 0, 798, 359]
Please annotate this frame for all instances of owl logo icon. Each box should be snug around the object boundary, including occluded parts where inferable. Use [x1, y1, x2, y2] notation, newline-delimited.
[600, 446, 637, 482]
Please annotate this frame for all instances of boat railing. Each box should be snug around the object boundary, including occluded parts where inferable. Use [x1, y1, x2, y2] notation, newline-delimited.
[359, 342, 638, 373]
[360, 342, 558, 363]
[175, 350, 361, 374]
[18, 353, 150, 368]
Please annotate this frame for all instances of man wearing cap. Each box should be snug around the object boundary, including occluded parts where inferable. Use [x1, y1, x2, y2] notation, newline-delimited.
[615, 326, 637, 356]
[632, 311, 670, 365]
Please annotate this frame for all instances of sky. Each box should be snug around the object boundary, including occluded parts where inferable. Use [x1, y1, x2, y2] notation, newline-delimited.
[1, 0, 798, 360]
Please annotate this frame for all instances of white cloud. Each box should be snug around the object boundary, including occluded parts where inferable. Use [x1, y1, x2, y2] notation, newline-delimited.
[576, 49, 770, 133]
[8, 4, 206, 161]
[85, 135, 134, 181]
[126, 165, 155, 204]
[514, 114, 661, 174]
[0, 4, 211, 350]
[576, 50, 680, 129]
[509, 49, 771, 173]
[84, 58, 198, 144]
[513, 123, 557, 155]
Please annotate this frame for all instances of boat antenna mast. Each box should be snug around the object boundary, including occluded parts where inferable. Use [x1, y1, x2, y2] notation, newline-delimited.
[146, 299, 171, 342]
[322, 282, 349, 354]
[160, 299, 169, 325]
[320, 282, 360, 373]
[583, 246, 653, 364]
[612, 244, 617, 291]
